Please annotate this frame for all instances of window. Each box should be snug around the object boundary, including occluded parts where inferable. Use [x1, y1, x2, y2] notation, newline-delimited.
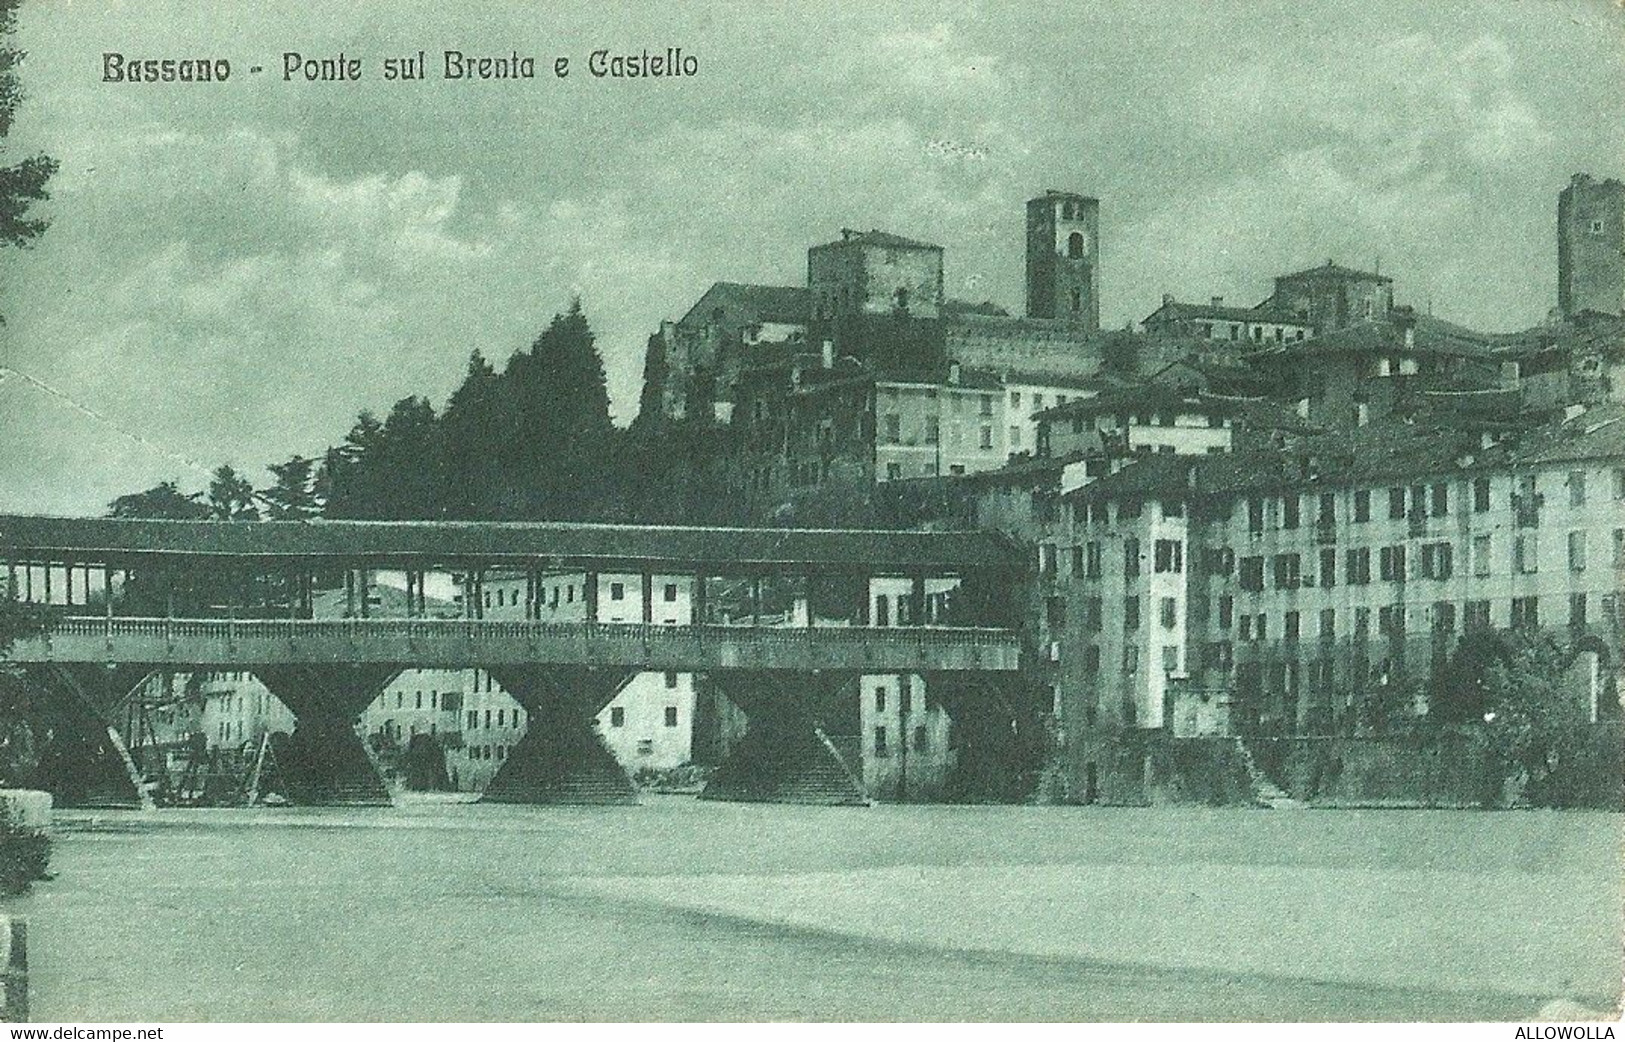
[1614, 468, 1625, 500]
[1388, 487, 1406, 520]
[1433, 601, 1456, 634]
[883, 415, 901, 444]
[1161, 645, 1181, 674]
[1218, 595, 1234, 629]
[466, 710, 477, 730]
[1122, 645, 1139, 674]
[924, 416, 940, 444]
[1319, 493, 1336, 526]
[610, 582, 625, 601]
[1473, 476, 1492, 513]
[1319, 608, 1336, 642]
[1379, 545, 1407, 582]
[1590, 218, 1606, 235]
[1273, 553, 1301, 589]
[665, 706, 679, 727]
[664, 583, 679, 602]
[1465, 600, 1491, 631]
[1378, 605, 1405, 637]
[1247, 498, 1266, 534]
[1124, 596, 1141, 631]
[1083, 645, 1101, 673]
[1346, 548, 1371, 585]
[1473, 534, 1493, 577]
[1615, 529, 1625, 567]
[1354, 490, 1371, 523]
[1239, 556, 1264, 592]
[664, 672, 679, 689]
[1203, 547, 1233, 576]
[1154, 539, 1184, 574]
[1570, 593, 1588, 630]
[979, 426, 993, 449]
[913, 725, 929, 752]
[1086, 541, 1103, 579]
[1569, 531, 1587, 572]
[1084, 596, 1103, 633]
[1431, 483, 1449, 517]
[1124, 538, 1141, 578]
[496, 709, 504, 726]
[1282, 496, 1300, 530]
[609, 707, 625, 727]
[1514, 534, 1539, 574]
[1569, 471, 1587, 508]
[1239, 614, 1253, 640]
[1319, 547, 1337, 588]
[1511, 596, 1539, 630]
[1159, 597, 1178, 630]
[1419, 542, 1453, 580]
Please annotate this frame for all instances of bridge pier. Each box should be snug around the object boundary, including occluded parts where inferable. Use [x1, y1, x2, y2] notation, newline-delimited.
[252, 666, 399, 806]
[19, 664, 153, 810]
[700, 671, 870, 806]
[481, 667, 640, 805]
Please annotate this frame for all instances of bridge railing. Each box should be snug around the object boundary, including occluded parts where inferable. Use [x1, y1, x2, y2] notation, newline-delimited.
[45, 616, 1018, 649]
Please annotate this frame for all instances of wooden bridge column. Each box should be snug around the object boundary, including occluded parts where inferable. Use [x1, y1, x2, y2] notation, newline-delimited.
[19, 664, 155, 810]
[480, 667, 638, 805]
[251, 665, 401, 806]
[699, 671, 870, 806]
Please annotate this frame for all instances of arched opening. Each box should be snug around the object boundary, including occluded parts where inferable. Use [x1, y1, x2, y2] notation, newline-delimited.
[1067, 231, 1085, 259]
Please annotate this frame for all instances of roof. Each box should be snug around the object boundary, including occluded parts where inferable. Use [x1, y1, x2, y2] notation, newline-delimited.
[1062, 402, 1625, 504]
[1143, 299, 1308, 326]
[0, 515, 1026, 572]
[810, 229, 943, 252]
[1274, 260, 1393, 284]
[679, 282, 810, 327]
[1035, 384, 1252, 422]
[1248, 314, 1501, 363]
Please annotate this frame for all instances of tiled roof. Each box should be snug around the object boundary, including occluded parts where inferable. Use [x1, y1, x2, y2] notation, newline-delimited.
[1247, 314, 1501, 362]
[1143, 299, 1308, 326]
[1062, 403, 1625, 504]
[1274, 260, 1393, 283]
[0, 515, 1026, 571]
[679, 283, 810, 327]
[811, 229, 942, 252]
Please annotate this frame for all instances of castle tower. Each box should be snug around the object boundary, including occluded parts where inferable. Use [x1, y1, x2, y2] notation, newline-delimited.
[1558, 173, 1625, 318]
[1025, 191, 1099, 329]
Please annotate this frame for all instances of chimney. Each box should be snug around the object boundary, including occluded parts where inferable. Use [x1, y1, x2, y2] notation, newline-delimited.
[1211, 296, 1224, 308]
[820, 338, 834, 369]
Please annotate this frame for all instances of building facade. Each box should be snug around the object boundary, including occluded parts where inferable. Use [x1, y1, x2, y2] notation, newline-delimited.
[1558, 173, 1625, 319]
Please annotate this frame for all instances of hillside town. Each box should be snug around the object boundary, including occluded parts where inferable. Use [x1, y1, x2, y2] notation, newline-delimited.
[100, 173, 1625, 810]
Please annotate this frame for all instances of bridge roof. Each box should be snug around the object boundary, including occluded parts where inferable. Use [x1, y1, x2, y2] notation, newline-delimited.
[0, 515, 1024, 572]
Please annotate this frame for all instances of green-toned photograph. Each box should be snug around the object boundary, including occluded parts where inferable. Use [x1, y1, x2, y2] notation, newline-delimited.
[0, 0, 1620, 1024]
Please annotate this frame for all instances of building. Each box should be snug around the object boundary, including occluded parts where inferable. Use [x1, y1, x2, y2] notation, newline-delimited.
[1003, 404, 1625, 797]
[1141, 296, 1313, 347]
[1025, 190, 1100, 330]
[1558, 173, 1625, 319]
[1266, 260, 1394, 334]
[1245, 307, 1513, 430]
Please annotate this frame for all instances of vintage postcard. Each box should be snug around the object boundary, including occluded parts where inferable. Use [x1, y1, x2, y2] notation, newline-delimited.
[0, 0, 1621, 1027]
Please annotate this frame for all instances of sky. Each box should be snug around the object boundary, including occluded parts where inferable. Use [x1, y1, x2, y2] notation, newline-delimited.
[2, 0, 1623, 516]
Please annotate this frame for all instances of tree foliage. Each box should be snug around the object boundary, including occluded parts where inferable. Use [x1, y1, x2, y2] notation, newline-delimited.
[0, 0, 56, 259]
[108, 481, 210, 520]
[206, 465, 260, 521]
[261, 455, 320, 520]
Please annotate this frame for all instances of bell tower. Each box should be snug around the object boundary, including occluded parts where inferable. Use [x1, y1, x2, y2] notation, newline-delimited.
[1025, 191, 1099, 329]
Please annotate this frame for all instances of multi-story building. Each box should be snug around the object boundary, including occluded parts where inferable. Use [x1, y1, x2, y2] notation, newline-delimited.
[1265, 260, 1394, 333]
[1006, 403, 1625, 796]
[1141, 295, 1313, 347]
[1558, 173, 1625, 319]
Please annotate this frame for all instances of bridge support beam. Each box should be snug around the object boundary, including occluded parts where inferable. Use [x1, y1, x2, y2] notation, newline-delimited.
[19, 664, 154, 810]
[481, 667, 639, 805]
[700, 671, 870, 806]
[925, 672, 1047, 803]
[252, 665, 399, 806]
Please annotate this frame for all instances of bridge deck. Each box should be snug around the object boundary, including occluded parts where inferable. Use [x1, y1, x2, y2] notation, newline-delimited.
[7, 617, 1021, 672]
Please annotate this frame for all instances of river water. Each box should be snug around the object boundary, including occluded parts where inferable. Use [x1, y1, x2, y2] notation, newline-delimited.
[10, 796, 1621, 1021]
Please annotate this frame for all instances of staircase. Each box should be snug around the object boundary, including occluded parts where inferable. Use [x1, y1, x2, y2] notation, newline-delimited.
[1236, 738, 1304, 810]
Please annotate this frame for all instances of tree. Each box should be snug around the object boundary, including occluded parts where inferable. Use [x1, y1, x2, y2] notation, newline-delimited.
[0, 0, 55, 265]
[261, 455, 319, 520]
[1480, 631, 1596, 807]
[206, 465, 259, 521]
[108, 481, 210, 520]
[439, 350, 502, 518]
